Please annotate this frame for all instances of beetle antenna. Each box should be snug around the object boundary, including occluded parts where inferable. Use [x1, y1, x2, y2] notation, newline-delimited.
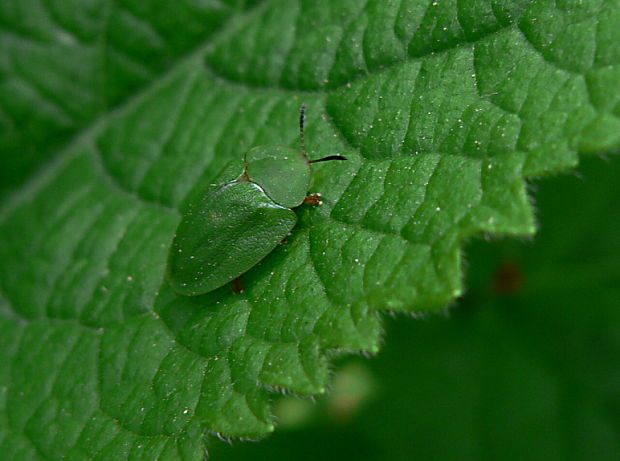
[299, 103, 307, 155]
[309, 155, 348, 163]
[299, 104, 347, 164]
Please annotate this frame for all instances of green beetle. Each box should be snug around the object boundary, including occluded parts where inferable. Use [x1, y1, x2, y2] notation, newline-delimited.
[167, 104, 346, 296]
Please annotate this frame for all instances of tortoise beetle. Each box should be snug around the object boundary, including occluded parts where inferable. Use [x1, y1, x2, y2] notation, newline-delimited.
[167, 104, 346, 296]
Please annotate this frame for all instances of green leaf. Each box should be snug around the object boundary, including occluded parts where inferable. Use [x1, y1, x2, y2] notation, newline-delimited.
[210, 154, 620, 461]
[1, 0, 619, 458]
[0, 0, 259, 197]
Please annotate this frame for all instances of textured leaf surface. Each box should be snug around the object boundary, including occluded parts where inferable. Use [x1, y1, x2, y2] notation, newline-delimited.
[1, 0, 620, 459]
[211, 155, 620, 461]
[0, 0, 259, 196]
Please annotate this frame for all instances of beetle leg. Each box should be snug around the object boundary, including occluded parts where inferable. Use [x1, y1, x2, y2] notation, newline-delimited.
[232, 277, 244, 294]
[303, 193, 323, 206]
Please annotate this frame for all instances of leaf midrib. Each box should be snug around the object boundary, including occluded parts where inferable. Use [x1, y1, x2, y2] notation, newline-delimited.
[0, 0, 266, 217]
